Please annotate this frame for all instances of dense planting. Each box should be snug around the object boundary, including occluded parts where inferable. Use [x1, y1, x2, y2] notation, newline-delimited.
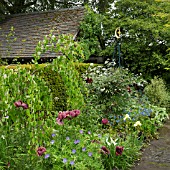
[0, 34, 169, 170]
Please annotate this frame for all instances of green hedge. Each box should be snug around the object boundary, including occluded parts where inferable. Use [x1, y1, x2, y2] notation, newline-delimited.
[1, 63, 94, 112]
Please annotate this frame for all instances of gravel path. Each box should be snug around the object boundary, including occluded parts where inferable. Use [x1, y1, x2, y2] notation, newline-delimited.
[132, 117, 170, 170]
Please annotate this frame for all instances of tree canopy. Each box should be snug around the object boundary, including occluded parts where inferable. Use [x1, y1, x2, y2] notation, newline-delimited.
[79, 0, 170, 80]
[0, 0, 169, 81]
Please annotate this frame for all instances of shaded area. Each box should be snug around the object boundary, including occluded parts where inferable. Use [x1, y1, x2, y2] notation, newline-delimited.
[132, 116, 170, 170]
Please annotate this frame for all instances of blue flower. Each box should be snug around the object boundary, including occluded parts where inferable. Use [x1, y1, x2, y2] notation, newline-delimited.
[66, 136, 70, 140]
[63, 158, 67, 163]
[88, 152, 92, 157]
[82, 147, 86, 152]
[79, 130, 83, 134]
[72, 149, 76, 154]
[70, 161, 75, 165]
[116, 119, 120, 123]
[50, 140, 55, 144]
[44, 154, 50, 159]
[52, 133, 56, 137]
[74, 139, 80, 144]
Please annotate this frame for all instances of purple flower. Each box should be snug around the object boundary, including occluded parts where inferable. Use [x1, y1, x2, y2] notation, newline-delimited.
[74, 139, 80, 144]
[72, 149, 76, 154]
[79, 130, 83, 134]
[66, 136, 70, 140]
[88, 131, 91, 135]
[82, 147, 86, 152]
[63, 158, 67, 163]
[44, 154, 50, 159]
[101, 146, 110, 155]
[52, 133, 56, 137]
[50, 140, 55, 144]
[85, 77, 93, 83]
[88, 152, 92, 157]
[70, 161, 75, 165]
[116, 146, 124, 156]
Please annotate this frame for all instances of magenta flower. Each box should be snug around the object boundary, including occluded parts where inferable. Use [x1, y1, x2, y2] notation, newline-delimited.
[73, 110, 80, 117]
[14, 100, 22, 107]
[37, 146, 46, 156]
[101, 146, 110, 155]
[14, 100, 28, 109]
[56, 110, 80, 125]
[56, 118, 64, 125]
[69, 111, 76, 118]
[21, 102, 28, 109]
[102, 118, 109, 125]
[116, 146, 124, 156]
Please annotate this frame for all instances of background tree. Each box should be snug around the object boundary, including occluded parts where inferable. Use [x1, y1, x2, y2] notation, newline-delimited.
[79, 0, 170, 82]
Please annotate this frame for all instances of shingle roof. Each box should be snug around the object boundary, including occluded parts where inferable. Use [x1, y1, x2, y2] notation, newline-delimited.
[0, 7, 84, 59]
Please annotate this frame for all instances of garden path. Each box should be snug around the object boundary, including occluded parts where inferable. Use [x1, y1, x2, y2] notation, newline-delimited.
[132, 116, 170, 170]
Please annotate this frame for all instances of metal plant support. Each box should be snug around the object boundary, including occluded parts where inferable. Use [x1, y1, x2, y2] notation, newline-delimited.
[113, 27, 123, 67]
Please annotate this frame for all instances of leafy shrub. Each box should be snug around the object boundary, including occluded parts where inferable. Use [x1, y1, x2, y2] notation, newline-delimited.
[144, 76, 170, 108]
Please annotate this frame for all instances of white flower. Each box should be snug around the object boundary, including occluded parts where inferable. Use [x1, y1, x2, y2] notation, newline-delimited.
[51, 35, 55, 40]
[100, 88, 105, 92]
[106, 137, 118, 146]
[1, 135, 5, 139]
[37, 51, 41, 56]
[3, 74, 7, 79]
[90, 63, 94, 66]
[123, 114, 131, 121]
[134, 121, 142, 127]
[54, 97, 59, 101]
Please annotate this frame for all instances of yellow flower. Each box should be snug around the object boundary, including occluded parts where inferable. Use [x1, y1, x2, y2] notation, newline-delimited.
[134, 121, 142, 127]
[123, 114, 131, 121]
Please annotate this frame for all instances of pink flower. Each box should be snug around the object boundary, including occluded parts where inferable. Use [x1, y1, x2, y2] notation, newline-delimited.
[56, 118, 64, 125]
[56, 110, 81, 125]
[37, 146, 46, 156]
[102, 118, 109, 125]
[14, 100, 22, 107]
[116, 146, 124, 156]
[69, 111, 76, 118]
[14, 100, 28, 109]
[73, 110, 80, 117]
[21, 102, 28, 109]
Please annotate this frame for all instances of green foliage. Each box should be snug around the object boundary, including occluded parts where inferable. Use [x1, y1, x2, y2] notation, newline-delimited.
[32, 32, 89, 110]
[79, 1, 170, 80]
[144, 76, 170, 108]
[34, 65, 68, 112]
[82, 62, 147, 117]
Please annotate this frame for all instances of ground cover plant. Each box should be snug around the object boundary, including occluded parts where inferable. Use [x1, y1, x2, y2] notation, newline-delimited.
[0, 33, 169, 170]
